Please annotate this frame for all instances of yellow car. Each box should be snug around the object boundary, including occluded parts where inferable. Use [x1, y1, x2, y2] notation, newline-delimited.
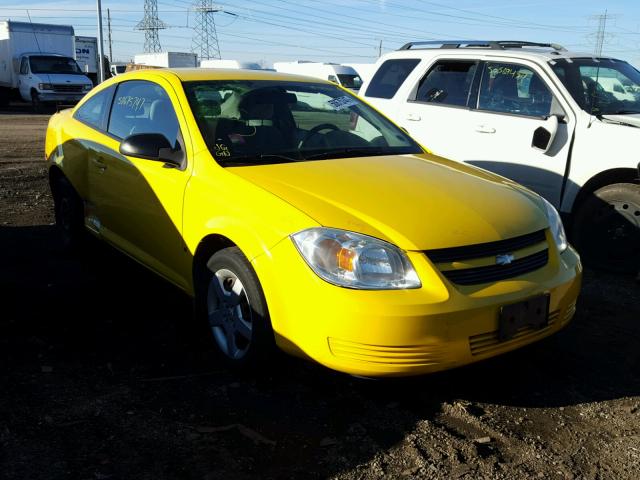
[45, 69, 581, 377]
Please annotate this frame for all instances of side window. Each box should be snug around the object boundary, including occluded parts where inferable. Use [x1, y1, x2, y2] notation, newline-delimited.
[108, 80, 180, 147]
[365, 59, 420, 99]
[478, 63, 553, 117]
[73, 86, 115, 130]
[20, 58, 29, 75]
[415, 61, 477, 106]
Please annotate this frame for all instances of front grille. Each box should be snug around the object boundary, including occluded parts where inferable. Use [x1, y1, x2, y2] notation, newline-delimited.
[425, 229, 546, 263]
[52, 84, 83, 93]
[469, 309, 559, 356]
[328, 338, 446, 367]
[440, 249, 549, 285]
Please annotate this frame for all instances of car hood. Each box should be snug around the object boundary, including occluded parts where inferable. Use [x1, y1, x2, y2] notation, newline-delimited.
[229, 154, 549, 251]
[37, 73, 92, 85]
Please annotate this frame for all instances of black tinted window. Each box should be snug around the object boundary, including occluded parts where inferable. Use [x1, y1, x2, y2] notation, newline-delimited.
[74, 86, 114, 130]
[416, 61, 477, 106]
[478, 63, 553, 117]
[365, 59, 420, 99]
[108, 80, 180, 146]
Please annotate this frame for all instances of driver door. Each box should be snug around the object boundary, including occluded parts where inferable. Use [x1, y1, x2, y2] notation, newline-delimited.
[463, 61, 575, 207]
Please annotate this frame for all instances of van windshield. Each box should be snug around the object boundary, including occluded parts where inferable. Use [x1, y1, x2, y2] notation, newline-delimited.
[29, 56, 83, 75]
[551, 58, 640, 115]
[337, 74, 363, 90]
[183, 80, 422, 166]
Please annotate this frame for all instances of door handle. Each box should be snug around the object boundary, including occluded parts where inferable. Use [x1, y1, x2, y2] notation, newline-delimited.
[92, 157, 107, 172]
[406, 113, 421, 121]
[475, 125, 496, 134]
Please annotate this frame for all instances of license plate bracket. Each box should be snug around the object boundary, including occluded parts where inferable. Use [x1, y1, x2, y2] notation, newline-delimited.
[499, 294, 550, 341]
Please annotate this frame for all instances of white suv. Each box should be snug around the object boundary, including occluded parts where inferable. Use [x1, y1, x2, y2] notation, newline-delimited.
[360, 40, 640, 272]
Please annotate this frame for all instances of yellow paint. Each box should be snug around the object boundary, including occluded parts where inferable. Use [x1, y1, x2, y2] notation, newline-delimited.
[45, 68, 581, 377]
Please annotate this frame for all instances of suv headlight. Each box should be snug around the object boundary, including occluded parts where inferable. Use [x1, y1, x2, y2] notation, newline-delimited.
[541, 198, 568, 253]
[291, 228, 421, 289]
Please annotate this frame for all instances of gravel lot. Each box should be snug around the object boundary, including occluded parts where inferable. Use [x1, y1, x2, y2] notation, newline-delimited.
[1, 109, 639, 480]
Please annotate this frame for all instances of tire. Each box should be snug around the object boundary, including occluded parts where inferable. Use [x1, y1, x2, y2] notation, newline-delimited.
[31, 90, 44, 114]
[0, 87, 9, 108]
[196, 247, 275, 370]
[571, 183, 640, 273]
[52, 176, 86, 251]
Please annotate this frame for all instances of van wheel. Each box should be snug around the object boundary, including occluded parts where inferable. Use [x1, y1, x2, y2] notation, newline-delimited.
[52, 177, 86, 251]
[197, 247, 274, 369]
[31, 91, 44, 113]
[571, 183, 640, 273]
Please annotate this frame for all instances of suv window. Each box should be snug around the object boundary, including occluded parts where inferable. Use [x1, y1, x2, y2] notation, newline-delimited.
[108, 80, 180, 146]
[478, 63, 553, 117]
[74, 86, 115, 130]
[365, 59, 420, 99]
[415, 61, 477, 106]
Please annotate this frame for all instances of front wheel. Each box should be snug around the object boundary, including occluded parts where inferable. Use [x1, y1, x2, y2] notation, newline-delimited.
[571, 183, 640, 273]
[31, 91, 44, 113]
[197, 247, 275, 369]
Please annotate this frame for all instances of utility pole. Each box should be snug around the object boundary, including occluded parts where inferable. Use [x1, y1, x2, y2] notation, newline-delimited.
[136, 0, 167, 53]
[378, 39, 382, 57]
[107, 8, 113, 63]
[593, 10, 608, 56]
[96, 0, 105, 83]
[192, 1, 222, 60]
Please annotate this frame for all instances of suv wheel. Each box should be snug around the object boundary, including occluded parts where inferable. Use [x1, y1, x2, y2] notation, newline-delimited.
[197, 247, 274, 369]
[572, 183, 640, 272]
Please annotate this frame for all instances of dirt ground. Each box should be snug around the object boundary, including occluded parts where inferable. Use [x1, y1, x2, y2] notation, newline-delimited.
[1, 109, 639, 480]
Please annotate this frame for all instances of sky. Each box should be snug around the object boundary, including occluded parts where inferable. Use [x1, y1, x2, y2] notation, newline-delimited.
[0, 0, 639, 67]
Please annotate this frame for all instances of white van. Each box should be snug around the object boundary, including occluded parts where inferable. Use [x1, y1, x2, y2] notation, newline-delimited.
[273, 61, 362, 91]
[0, 21, 93, 110]
[360, 41, 640, 272]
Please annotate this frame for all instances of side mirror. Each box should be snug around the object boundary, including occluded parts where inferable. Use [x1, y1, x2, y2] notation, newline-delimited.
[531, 115, 559, 153]
[119, 133, 183, 167]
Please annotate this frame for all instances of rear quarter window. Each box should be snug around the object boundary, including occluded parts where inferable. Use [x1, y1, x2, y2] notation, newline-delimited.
[365, 59, 420, 99]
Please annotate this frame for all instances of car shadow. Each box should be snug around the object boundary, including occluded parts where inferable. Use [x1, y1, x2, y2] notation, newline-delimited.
[1, 223, 639, 479]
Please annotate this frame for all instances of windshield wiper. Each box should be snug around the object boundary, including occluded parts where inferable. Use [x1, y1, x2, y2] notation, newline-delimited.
[218, 153, 299, 166]
[604, 109, 640, 115]
[304, 147, 391, 161]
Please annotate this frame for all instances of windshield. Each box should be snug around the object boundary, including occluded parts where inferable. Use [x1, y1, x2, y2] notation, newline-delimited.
[183, 80, 422, 166]
[551, 58, 640, 115]
[337, 74, 363, 90]
[29, 56, 83, 75]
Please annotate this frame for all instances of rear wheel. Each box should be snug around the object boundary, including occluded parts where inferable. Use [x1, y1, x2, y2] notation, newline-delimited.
[52, 176, 86, 251]
[196, 247, 275, 369]
[572, 183, 640, 273]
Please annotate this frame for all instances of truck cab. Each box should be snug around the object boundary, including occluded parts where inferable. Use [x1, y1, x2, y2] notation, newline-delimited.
[273, 62, 363, 92]
[17, 53, 93, 110]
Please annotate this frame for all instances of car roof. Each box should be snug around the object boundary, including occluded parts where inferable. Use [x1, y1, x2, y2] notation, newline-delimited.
[120, 68, 332, 84]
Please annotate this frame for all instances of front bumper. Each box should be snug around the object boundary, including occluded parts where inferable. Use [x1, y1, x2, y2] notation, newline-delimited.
[252, 234, 582, 377]
[38, 92, 86, 103]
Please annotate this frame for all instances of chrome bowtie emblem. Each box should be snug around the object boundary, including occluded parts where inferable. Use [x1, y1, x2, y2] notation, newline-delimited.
[496, 253, 515, 266]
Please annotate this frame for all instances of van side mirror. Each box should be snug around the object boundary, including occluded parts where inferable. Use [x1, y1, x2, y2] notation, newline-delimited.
[120, 133, 183, 167]
[531, 115, 559, 153]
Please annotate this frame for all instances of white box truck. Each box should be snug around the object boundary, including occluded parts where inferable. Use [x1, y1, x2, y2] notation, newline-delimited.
[273, 61, 362, 91]
[200, 59, 262, 70]
[74, 36, 98, 84]
[134, 52, 198, 68]
[0, 21, 93, 109]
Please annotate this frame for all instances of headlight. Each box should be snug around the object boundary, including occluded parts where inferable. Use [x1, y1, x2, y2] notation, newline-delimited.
[291, 228, 421, 289]
[38, 83, 53, 90]
[541, 198, 568, 253]
[83, 84, 93, 92]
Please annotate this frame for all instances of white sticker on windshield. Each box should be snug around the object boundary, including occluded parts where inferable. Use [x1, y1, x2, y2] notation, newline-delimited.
[327, 96, 359, 111]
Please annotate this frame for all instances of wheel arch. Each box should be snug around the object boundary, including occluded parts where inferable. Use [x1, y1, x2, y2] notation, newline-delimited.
[570, 167, 640, 215]
[192, 233, 238, 290]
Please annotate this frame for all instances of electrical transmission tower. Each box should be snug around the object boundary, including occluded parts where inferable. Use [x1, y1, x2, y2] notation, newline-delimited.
[592, 10, 609, 56]
[192, 0, 222, 60]
[136, 0, 168, 53]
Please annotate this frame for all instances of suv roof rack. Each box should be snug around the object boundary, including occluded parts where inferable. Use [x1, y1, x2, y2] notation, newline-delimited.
[398, 40, 567, 52]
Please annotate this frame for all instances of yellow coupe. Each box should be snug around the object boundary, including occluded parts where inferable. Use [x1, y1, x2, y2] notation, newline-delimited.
[45, 69, 581, 377]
